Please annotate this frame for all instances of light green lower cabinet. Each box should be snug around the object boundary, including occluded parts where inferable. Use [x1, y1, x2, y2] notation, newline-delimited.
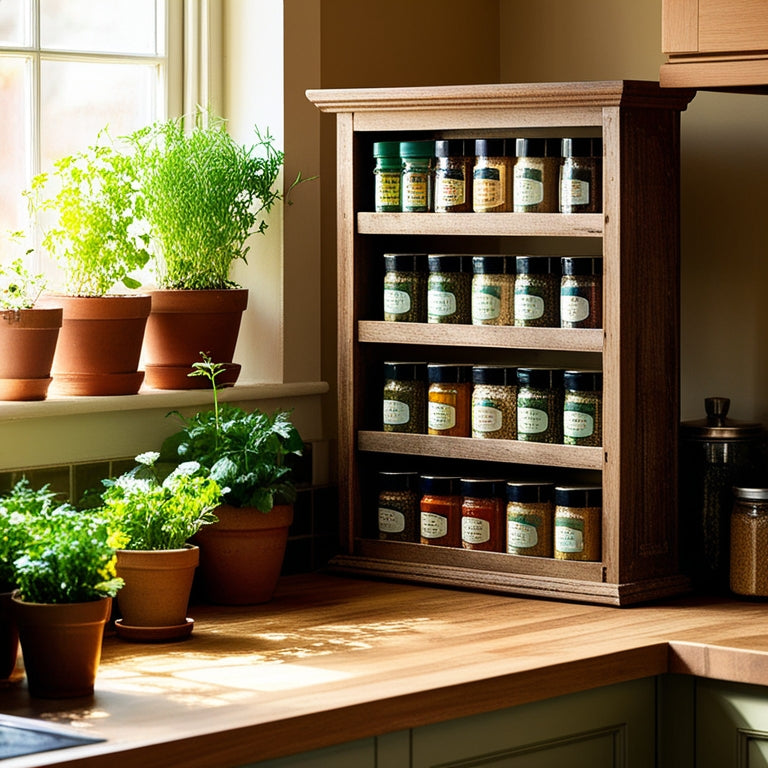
[239, 737, 376, 768]
[697, 679, 768, 768]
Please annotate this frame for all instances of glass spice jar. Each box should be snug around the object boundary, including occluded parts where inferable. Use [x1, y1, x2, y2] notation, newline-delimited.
[383, 253, 427, 322]
[377, 471, 420, 542]
[427, 254, 472, 324]
[434, 139, 472, 213]
[460, 478, 506, 552]
[506, 481, 555, 557]
[730, 487, 768, 598]
[513, 138, 561, 213]
[383, 361, 427, 434]
[560, 256, 602, 329]
[427, 364, 473, 437]
[514, 256, 560, 327]
[400, 140, 434, 212]
[420, 475, 462, 547]
[559, 137, 602, 214]
[471, 255, 515, 326]
[516, 367, 564, 444]
[554, 485, 602, 561]
[472, 138, 513, 212]
[471, 365, 517, 440]
[373, 141, 402, 212]
[563, 369, 603, 447]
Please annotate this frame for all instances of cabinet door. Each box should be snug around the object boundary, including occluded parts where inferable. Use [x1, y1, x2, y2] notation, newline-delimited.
[697, 679, 768, 768]
[411, 678, 655, 768]
[241, 737, 376, 768]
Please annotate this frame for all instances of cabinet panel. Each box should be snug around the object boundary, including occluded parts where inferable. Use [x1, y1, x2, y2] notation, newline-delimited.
[242, 737, 375, 768]
[699, 0, 768, 53]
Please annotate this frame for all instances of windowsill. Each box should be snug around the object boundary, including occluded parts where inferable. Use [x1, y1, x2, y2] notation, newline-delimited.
[0, 381, 330, 422]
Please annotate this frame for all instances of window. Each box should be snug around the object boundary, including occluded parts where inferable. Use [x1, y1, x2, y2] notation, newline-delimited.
[0, 0, 181, 264]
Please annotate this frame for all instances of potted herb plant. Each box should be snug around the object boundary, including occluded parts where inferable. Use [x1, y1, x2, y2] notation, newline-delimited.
[0, 258, 62, 401]
[99, 452, 222, 641]
[25, 132, 152, 395]
[9, 493, 123, 698]
[159, 356, 304, 604]
[128, 112, 307, 389]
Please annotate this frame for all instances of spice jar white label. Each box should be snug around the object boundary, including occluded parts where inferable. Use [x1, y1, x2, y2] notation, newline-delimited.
[421, 512, 449, 539]
[507, 519, 539, 549]
[383, 399, 410, 426]
[429, 401, 457, 431]
[462, 516, 491, 544]
[563, 410, 594, 438]
[555, 520, 584, 553]
[518, 406, 549, 434]
[515, 293, 545, 320]
[378, 507, 406, 534]
[472, 290, 501, 321]
[472, 404, 503, 432]
[562, 179, 590, 207]
[384, 289, 412, 315]
[561, 294, 590, 323]
[428, 290, 458, 318]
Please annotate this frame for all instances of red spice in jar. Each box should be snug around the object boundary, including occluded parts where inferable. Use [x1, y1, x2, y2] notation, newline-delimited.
[460, 478, 506, 552]
[420, 475, 462, 547]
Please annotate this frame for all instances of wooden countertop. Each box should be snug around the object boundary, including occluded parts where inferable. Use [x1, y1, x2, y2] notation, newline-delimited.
[3, 573, 768, 768]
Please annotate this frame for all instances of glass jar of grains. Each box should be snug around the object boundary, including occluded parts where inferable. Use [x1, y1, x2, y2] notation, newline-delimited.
[373, 141, 401, 212]
[460, 478, 507, 552]
[400, 140, 434, 212]
[513, 138, 561, 213]
[516, 367, 564, 443]
[554, 485, 602, 562]
[559, 137, 602, 214]
[471, 365, 517, 440]
[471, 255, 515, 326]
[383, 253, 427, 322]
[427, 364, 473, 437]
[473, 138, 513, 212]
[420, 475, 462, 547]
[427, 254, 472, 324]
[434, 139, 472, 213]
[563, 369, 603, 447]
[506, 481, 555, 557]
[383, 361, 427, 434]
[377, 471, 420, 542]
[730, 487, 768, 598]
[560, 256, 602, 329]
[514, 256, 560, 328]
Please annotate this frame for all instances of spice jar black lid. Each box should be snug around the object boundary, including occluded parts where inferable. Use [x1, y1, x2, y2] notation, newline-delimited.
[562, 256, 602, 276]
[561, 138, 594, 158]
[680, 397, 763, 441]
[517, 367, 564, 389]
[474, 138, 510, 157]
[506, 481, 554, 504]
[420, 475, 461, 496]
[555, 485, 602, 507]
[472, 255, 512, 275]
[373, 141, 401, 158]
[384, 253, 427, 272]
[400, 140, 435, 158]
[427, 254, 472, 273]
[516, 255, 560, 275]
[427, 364, 473, 384]
[383, 361, 427, 381]
[435, 139, 468, 157]
[515, 138, 561, 158]
[564, 369, 602, 391]
[378, 471, 420, 492]
[472, 365, 516, 386]
[460, 478, 507, 498]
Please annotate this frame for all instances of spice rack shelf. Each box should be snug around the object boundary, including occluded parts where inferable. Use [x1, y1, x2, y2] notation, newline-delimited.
[307, 80, 696, 606]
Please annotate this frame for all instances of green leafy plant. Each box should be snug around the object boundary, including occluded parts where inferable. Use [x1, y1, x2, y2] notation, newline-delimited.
[0, 258, 47, 311]
[100, 452, 222, 550]
[3, 479, 124, 604]
[159, 355, 304, 512]
[129, 112, 308, 290]
[24, 131, 150, 297]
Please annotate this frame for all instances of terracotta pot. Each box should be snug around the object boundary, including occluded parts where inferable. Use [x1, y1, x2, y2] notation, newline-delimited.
[0, 307, 62, 401]
[0, 590, 19, 682]
[194, 504, 293, 605]
[11, 594, 111, 698]
[39, 294, 151, 396]
[115, 545, 199, 631]
[142, 289, 248, 390]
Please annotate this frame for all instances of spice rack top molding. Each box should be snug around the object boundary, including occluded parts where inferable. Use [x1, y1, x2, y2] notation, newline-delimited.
[306, 80, 696, 131]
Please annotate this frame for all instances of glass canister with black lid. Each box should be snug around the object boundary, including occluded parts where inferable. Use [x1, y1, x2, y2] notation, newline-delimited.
[383, 253, 427, 322]
[679, 397, 766, 593]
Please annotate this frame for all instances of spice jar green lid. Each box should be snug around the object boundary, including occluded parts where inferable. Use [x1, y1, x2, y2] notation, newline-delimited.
[472, 365, 516, 386]
[507, 481, 554, 503]
[420, 475, 461, 495]
[427, 364, 473, 384]
[564, 369, 602, 391]
[383, 361, 427, 381]
[517, 367, 564, 389]
[472, 255, 512, 274]
[562, 257, 602, 276]
[400, 140, 435, 158]
[435, 139, 468, 157]
[378, 471, 420, 492]
[384, 253, 427, 271]
[374, 141, 401, 159]
[516, 256, 560, 275]
[460, 478, 507, 498]
[555, 485, 602, 507]
[515, 138, 561, 157]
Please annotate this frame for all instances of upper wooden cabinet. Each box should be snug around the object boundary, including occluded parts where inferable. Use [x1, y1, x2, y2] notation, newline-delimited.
[661, 0, 768, 88]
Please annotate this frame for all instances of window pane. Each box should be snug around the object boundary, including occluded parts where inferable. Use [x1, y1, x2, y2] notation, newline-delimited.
[41, 59, 157, 162]
[40, 0, 159, 55]
[0, 0, 31, 47]
[0, 57, 31, 240]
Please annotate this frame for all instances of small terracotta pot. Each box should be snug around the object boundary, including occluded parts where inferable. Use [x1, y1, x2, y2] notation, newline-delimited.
[11, 594, 111, 699]
[142, 289, 248, 390]
[115, 545, 199, 629]
[0, 307, 62, 401]
[194, 504, 293, 605]
[0, 590, 19, 682]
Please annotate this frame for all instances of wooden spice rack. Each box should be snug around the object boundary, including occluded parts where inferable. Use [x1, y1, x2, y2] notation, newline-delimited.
[307, 81, 696, 606]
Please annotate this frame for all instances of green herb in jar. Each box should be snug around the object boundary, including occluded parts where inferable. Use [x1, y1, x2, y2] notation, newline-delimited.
[506, 481, 554, 557]
[383, 253, 427, 322]
[400, 141, 434, 213]
[377, 471, 420, 542]
[471, 365, 517, 439]
[516, 367, 564, 443]
[554, 485, 602, 561]
[563, 370, 602, 447]
[471, 255, 515, 326]
[383, 361, 427, 434]
[560, 256, 602, 329]
[514, 256, 560, 327]
[373, 141, 401, 212]
[427, 254, 472, 324]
